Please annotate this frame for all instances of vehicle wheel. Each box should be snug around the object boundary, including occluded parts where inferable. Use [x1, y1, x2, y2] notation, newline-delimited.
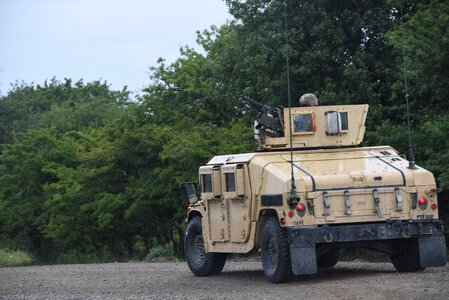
[260, 217, 293, 283]
[390, 240, 425, 272]
[317, 248, 340, 268]
[184, 217, 226, 276]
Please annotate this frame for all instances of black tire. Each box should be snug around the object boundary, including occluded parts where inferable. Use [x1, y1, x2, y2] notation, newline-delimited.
[317, 248, 340, 268]
[184, 217, 226, 276]
[260, 217, 293, 283]
[390, 240, 425, 272]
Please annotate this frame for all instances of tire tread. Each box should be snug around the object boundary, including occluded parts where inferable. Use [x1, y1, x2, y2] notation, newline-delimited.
[260, 217, 293, 283]
[185, 217, 226, 276]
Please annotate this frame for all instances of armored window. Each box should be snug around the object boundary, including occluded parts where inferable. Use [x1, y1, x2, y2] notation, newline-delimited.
[225, 173, 236, 192]
[326, 111, 348, 135]
[202, 174, 212, 193]
[293, 113, 314, 133]
[339, 112, 348, 131]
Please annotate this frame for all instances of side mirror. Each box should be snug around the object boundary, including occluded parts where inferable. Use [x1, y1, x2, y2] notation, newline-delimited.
[179, 182, 199, 204]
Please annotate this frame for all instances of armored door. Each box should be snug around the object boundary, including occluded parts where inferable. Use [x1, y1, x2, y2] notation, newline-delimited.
[200, 166, 230, 242]
[221, 164, 252, 243]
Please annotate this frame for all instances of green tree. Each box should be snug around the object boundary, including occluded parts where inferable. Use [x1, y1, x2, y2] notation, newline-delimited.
[388, 0, 449, 111]
[0, 129, 66, 258]
[0, 78, 130, 144]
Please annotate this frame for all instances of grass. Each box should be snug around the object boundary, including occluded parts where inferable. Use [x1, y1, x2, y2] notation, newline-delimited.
[0, 248, 34, 267]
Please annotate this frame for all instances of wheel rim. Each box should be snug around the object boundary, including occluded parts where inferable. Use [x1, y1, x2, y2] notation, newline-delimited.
[192, 234, 206, 265]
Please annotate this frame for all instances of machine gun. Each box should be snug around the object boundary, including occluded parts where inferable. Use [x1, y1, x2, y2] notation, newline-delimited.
[242, 96, 284, 137]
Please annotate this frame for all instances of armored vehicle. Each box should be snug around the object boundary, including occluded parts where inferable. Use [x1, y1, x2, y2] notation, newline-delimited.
[181, 95, 447, 283]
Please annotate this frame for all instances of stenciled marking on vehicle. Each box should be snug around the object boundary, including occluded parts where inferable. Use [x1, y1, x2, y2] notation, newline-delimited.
[292, 220, 304, 226]
[416, 215, 434, 220]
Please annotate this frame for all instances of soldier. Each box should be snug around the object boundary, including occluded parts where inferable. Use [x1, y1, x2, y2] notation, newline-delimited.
[294, 93, 318, 132]
[299, 93, 318, 106]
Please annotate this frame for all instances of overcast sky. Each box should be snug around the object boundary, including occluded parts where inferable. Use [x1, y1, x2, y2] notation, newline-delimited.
[0, 0, 231, 95]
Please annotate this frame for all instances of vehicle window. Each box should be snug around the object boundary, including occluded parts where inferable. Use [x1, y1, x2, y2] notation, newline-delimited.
[293, 113, 313, 133]
[326, 111, 349, 135]
[225, 173, 236, 192]
[340, 112, 348, 131]
[202, 174, 212, 193]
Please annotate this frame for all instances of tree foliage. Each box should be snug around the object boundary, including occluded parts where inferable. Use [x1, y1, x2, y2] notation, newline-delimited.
[1, 0, 448, 259]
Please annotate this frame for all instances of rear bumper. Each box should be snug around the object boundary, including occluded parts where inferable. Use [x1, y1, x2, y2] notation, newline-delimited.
[288, 220, 447, 275]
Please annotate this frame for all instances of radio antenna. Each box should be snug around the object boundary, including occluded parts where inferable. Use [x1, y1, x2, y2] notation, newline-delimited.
[284, 1, 299, 207]
[401, 3, 416, 169]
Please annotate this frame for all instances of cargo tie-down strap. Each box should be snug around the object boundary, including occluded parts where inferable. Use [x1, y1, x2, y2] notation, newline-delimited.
[344, 191, 352, 215]
[323, 191, 330, 216]
[322, 189, 389, 218]
[373, 189, 384, 218]
[395, 188, 403, 212]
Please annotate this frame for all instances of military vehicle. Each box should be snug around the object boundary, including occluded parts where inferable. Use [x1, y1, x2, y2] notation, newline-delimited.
[181, 94, 447, 283]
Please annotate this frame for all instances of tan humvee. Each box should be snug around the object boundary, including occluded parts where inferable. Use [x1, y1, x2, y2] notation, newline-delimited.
[181, 96, 447, 283]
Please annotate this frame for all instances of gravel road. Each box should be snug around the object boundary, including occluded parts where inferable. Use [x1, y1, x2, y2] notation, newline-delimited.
[1, 260, 448, 299]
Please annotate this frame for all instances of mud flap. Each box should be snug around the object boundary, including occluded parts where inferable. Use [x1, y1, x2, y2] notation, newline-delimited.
[419, 236, 447, 267]
[290, 245, 318, 275]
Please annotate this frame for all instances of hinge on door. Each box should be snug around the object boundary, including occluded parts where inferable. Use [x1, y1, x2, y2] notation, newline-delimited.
[344, 190, 352, 215]
[395, 188, 403, 212]
[323, 192, 330, 216]
[373, 189, 384, 218]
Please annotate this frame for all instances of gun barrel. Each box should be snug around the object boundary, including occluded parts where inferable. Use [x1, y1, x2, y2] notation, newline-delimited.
[242, 95, 284, 137]
[242, 96, 271, 114]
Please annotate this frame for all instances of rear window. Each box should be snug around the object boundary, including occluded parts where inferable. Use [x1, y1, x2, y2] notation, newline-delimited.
[225, 173, 236, 192]
[202, 174, 212, 193]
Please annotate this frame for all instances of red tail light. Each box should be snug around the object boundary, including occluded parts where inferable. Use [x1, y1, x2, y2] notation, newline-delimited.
[418, 197, 428, 205]
[296, 203, 306, 213]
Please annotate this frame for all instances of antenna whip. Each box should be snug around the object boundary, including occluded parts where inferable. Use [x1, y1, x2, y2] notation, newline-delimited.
[401, 3, 416, 169]
[284, 1, 299, 207]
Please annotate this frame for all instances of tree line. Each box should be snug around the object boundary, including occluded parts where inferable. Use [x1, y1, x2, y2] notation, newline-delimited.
[0, 0, 448, 261]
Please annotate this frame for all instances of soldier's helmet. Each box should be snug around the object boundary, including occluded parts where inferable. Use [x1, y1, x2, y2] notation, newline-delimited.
[299, 93, 318, 106]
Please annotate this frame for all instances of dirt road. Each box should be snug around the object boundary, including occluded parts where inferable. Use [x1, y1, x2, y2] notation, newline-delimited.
[1, 261, 448, 299]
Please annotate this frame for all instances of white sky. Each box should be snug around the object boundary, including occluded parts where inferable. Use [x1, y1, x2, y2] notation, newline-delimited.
[0, 0, 231, 95]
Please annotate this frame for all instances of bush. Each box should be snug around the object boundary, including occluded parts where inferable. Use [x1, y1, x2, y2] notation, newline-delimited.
[145, 243, 178, 262]
[0, 249, 34, 267]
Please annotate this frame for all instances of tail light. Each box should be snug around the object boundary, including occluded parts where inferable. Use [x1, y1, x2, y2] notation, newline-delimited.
[418, 197, 428, 205]
[296, 203, 306, 213]
[418, 197, 428, 210]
